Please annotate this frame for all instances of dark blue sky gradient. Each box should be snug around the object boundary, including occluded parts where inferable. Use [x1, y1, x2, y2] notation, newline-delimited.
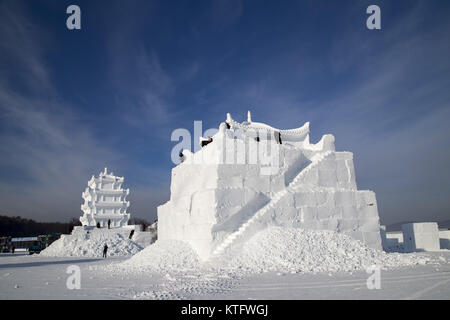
[1, 0, 449, 225]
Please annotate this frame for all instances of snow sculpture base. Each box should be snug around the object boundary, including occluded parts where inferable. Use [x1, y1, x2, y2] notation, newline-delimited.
[158, 113, 382, 260]
[40, 226, 155, 257]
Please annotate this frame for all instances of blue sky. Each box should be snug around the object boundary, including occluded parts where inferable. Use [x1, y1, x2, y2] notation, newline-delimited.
[0, 0, 449, 225]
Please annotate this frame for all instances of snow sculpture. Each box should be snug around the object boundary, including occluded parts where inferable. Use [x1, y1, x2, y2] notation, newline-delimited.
[158, 112, 382, 260]
[80, 168, 130, 228]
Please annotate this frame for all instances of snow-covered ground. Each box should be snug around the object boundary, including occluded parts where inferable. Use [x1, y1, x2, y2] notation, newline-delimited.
[2, 226, 449, 299]
[39, 228, 154, 257]
[1, 250, 449, 300]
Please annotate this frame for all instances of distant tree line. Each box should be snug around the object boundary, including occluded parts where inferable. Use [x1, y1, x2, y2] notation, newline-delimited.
[0, 215, 81, 237]
[0, 215, 155, 237]
[128, 217, 153, 226]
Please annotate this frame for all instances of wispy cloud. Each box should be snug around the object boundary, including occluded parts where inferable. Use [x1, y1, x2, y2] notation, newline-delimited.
[0, 2, 52, 94]
[302, 2, 450, 224]
[210, 0, 243, 30]
[110, 47, 175, 127]
[1, 0, 449, 226]
[187, 1, 450, 225]
[0, 1, 124, 221]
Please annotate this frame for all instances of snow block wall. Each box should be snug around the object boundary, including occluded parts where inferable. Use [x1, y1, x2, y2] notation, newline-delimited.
[158, 112, 382, 260]
[402, 223, 440, 252]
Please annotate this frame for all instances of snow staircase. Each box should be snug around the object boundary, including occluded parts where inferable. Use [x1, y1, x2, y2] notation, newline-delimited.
[212, 151, 333, 256]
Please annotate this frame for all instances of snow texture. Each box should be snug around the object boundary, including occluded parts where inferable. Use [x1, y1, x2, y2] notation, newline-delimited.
[40, 228, 153, 257]
[2, 252, 449, 300]
[222, 226, 429, 274]
[113, 227, 431, 275]
[120, 239, 201, 272]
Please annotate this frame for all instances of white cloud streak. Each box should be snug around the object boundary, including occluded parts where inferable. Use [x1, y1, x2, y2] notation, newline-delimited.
[0, 2, 125, 221]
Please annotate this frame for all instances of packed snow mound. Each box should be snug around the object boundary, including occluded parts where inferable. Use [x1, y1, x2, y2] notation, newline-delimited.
[132, 231, 156, 248]
[112, 227, 434, 275]
[40, 229, 147, 257]
[222, 227, 432, 274]
[120, 240, 201, 272]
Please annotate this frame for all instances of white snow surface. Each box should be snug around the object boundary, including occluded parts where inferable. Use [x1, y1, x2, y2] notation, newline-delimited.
[3, 226, 448, 300]
[120, 239, 200, 272]
[223, 227, 429, 273]
[40, 229, 152, 257]
[2, 252, 449, 300]
[112, 227, 433, 275]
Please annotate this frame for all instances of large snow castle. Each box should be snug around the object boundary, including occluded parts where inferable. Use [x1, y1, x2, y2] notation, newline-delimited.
[158, 112, 382, 260]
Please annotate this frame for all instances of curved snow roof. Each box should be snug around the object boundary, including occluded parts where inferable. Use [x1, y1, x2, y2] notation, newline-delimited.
[226, 112, 310, 137]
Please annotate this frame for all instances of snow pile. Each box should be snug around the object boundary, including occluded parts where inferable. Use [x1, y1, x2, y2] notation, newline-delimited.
[40, 229, 147, 257]
[132, 231, 156, 248]
[119, 240, 201, 272]
[113, 227, 434, 275]
[221, 227, 431, 274]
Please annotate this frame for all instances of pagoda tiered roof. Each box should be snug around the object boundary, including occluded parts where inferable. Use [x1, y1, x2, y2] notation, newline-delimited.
[94, 201, 130, 207]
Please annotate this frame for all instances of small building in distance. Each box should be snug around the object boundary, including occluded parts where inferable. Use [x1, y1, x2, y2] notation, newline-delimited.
[80, 168, 130, 228]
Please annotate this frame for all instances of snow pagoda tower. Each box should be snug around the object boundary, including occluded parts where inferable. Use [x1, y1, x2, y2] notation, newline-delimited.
[80, 168, 130, 228]
[158, 111, 382, 260]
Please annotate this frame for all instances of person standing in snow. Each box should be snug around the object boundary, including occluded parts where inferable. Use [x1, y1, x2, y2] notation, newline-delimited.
[103, 244, 108, 258]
